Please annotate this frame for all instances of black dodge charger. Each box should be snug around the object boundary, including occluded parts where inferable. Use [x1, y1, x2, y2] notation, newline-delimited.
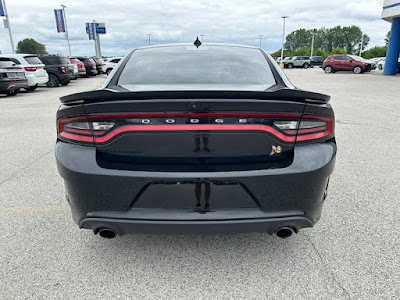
[56, 42, 336, 239]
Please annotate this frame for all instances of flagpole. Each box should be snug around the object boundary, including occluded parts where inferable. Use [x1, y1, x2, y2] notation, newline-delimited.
[2, 0, 15, 53]
[61, 4, 71, 56]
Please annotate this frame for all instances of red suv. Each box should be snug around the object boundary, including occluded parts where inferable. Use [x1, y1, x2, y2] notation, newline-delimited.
[322, 55, 373, 74]
[69, 57, 87, 77]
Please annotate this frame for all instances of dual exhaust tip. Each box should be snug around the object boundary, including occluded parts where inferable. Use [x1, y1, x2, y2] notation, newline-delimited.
[95, 227, 296, 239]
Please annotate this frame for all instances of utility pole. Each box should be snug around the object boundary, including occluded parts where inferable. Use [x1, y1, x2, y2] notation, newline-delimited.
[280, 16, 288, 68]
[311, 29, 315, 57]
[2, 0, 15, 53]
[147, 34, 152, 45]
[258, 35, 263, 48]
[200, 34, 205, 42]
[359, 34, 364, 56]
[61, 4, 71, 56]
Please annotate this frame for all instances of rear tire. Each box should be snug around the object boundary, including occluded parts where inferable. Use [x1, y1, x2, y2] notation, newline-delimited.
[25, 85, 38, 91]
[324, 66, 333, 73]
[47, 75, 60, 87]
[287, 63, 294, 69]
[378, 64, 383, 70]
[353, 66, 363, 74]
[106, 69, 112, 76]
[6, 89, 20, 96]
[303, 63, 310, 69]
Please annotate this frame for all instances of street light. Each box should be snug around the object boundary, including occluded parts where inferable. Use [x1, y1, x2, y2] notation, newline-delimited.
[61, 4, 71, 56]
[147, 34, 152, 45]
[280, 16, 289, 69]
[200, 34, 205, 42]
[359, 34, 364, 56]
[258, 35, 263, 48]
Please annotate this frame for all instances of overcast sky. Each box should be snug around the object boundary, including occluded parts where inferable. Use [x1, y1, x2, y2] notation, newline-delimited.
[0, 0, 391, 57]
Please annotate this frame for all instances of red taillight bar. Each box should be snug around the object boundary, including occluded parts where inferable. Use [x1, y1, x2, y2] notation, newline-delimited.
[94, 125, 296, 144]
[24, 67, 37, 72]
[58, 113, 333, 144]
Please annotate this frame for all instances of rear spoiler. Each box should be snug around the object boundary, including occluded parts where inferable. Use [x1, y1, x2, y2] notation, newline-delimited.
[60, 88, 330, 105]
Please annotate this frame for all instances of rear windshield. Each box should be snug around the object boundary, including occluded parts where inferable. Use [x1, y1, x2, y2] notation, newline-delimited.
[60, 57, 70, 64]
[117, 45, 276, 91]
[87, 58, 96, 64]
[24, 56, 43, 65]
[0, 59, 14, 68]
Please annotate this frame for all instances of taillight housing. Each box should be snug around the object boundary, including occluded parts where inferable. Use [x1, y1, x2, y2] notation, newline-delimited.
[58, 117, 115, 143]
[60, 66, 66, 73]
[24, 67, 37, 72]
[274, 115, 333, 142]
[87, 63, 93, 66]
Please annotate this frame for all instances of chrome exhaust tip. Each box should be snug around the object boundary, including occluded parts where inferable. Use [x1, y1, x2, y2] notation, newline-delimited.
[97, 228, 117, 239]
[275, 227, 295, 239]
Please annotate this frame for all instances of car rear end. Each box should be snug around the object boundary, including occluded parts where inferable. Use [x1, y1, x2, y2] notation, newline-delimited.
[22, 55, 49, 87]
[93, 58, 104, 74]
[56, 45, 336, 238]
[82, 58, 98, 76]
[0, 58, 28, 94]
[70, 58, 87, 77]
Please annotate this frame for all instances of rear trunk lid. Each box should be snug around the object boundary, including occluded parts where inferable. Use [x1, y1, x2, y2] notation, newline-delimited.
[60, 89, 330, 172]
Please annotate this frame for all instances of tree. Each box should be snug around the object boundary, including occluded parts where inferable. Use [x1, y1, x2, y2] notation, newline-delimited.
[16, 38, 48, 54]
[385, 31, 391, 45]
[362, 46, 387, 59]
[281, 25, 369, 54]
[284, 29, 313, 51]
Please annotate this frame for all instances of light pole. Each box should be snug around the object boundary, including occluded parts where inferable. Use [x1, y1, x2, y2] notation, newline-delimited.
[200, 34, 205, 42]
[280, 16, 288, 69]
[2, 0, 15, 53]
[310, 29, 316, 57]
[359, 34, 364, 56]
[258, 35, 263, 48]
[147, 34, 152, 45]
[61, 4, 71, 56]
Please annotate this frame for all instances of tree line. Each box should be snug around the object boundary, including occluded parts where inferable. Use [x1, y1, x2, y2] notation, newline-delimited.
[271, 25, 388, 59]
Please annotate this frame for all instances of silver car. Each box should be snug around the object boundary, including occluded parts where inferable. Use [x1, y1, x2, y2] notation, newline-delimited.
[285, 56, 311, 69]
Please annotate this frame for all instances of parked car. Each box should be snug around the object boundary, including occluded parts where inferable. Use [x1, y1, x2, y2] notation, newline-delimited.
[322, 55, 374, 74]
[310, 56, 324, 68]
[101, 57, 123, 75]
[0, 54, 48, 91]
[92, 57, 104, 74]
[0, 57, 29, 96]
[285, 56, 311, 69]
[282, 57, 292, 67]
[76, 57, 98, 76]
[69, 57, 86, 77]
[56, 43, 336, 239]
[377, 58, 386, 70]
[38, 55, 74, 87]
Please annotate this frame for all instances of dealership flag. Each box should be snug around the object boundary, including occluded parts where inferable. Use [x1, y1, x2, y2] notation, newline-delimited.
[0, 0, 5, 17]
[54, 9, 65, 32]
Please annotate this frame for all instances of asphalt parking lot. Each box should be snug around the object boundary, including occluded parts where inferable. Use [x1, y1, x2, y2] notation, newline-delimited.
[1, 69, 399, 299]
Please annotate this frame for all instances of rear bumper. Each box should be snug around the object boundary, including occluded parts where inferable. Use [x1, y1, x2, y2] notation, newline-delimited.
[0, 79, 29, 92]
[26, 74, 49, 86]
[56, 142, 336, 234]
[81, 214, 313, 235]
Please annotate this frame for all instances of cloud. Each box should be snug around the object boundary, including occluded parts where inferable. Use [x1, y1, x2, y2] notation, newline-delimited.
[0, 0, 392, 56]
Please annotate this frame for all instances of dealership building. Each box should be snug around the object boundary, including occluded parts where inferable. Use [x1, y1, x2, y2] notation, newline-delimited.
[382, 0, 400, 75]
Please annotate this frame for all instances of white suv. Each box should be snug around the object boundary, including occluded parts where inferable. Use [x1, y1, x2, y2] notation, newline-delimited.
[102, 57, 123, 75]
[0, 54, 49, 91]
